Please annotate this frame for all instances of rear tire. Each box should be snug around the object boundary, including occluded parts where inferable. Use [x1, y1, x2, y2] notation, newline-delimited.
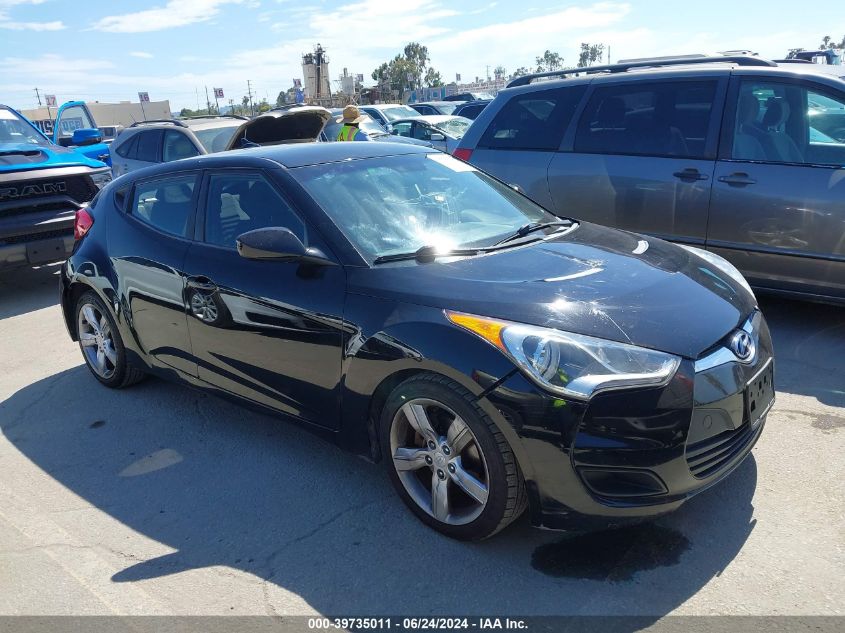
[75, 291, 146, 389]
[380, 373, 527, 540]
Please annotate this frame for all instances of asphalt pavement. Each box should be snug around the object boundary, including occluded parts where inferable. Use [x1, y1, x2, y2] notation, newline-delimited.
[0, 263, 842, 618]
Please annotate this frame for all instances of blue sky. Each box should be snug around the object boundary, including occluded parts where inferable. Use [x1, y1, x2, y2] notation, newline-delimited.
[0, 0, 840, 111]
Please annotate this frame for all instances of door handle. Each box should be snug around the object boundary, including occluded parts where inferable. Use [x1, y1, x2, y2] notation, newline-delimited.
[673, 168, 709, 182]
[718, 173, 757, 186]
[186, 276, 217, 292]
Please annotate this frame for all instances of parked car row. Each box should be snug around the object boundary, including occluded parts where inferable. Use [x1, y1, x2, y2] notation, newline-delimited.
[12, 54, 844, 541]
[56, 56, 792, 542]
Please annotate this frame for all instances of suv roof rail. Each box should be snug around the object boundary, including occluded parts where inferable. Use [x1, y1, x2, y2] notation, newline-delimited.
[772, 58, 813, 64]
[129, 119, 187, 128]
[507, 55, 778, 88]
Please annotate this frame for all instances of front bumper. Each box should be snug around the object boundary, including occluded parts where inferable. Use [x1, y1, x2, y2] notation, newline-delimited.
[481, 311, 774, 530]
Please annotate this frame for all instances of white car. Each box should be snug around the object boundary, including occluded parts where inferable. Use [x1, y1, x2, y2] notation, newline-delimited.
[389, 115, 473, 153]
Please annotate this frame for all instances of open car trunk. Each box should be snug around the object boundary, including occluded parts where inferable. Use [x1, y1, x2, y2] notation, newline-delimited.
[225, 107, 331, 150]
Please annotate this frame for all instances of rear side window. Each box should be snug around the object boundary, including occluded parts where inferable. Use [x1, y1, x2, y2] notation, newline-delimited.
[478, 86, 587, 151]
[114, 133, 139, 159]
[135, 130, 162, 163]
[131, 174, 197, 237]
[574, 80, 718, 158]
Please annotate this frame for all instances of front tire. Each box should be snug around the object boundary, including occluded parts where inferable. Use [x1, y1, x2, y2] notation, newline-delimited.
[75, 291, 145, 389]
[380, 373, 527, 540]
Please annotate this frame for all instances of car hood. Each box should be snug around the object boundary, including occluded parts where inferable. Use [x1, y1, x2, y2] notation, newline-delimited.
[0, 142, 106, 173]
[225, 107, 331, 150]
[349, 223, 757, 359]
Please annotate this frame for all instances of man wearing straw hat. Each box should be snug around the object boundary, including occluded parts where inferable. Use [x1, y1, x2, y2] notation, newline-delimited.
[336, 105, 371, 141]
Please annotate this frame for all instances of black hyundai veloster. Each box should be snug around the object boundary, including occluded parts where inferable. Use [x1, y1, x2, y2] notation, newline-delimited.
[61, 143, 774, 540]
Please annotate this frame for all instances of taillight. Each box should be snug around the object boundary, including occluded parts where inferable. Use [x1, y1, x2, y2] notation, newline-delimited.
[74, 208, 94, 241]
[452, 147, 473, 162]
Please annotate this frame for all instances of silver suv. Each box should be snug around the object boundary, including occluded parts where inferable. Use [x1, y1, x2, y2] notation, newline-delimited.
[110, 115, 248, 177]
[455, 55, 845, 303]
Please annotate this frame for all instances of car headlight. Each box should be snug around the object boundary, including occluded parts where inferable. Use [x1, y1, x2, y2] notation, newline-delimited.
[446, 311, 681, 400]
[679, 245, 754, 299]
[90, 169, 112, 189]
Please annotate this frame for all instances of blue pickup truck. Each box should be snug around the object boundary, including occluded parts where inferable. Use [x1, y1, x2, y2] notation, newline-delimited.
[0, 104, 112, 270]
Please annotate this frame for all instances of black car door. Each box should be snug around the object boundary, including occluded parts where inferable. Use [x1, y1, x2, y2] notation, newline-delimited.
[182, 167, 347, 428]
[108, 171, 200, 375]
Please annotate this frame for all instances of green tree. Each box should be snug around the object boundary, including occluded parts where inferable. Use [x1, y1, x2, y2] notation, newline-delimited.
[424, 67, 443, 87]
[577, 42, 605, 68]
[372, 42, 443, 99]
[258, 99, 270, 113]
[511, 66, 530, 78]
[820, 35, 845, 49]
[786, 47, 805, 59]
[535, 50, 563, 72]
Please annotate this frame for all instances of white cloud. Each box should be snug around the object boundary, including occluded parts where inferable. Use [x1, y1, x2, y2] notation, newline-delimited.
[91, 0, 255, 33]
[130, 51, 155, 59]
[0, 0, 64, 30]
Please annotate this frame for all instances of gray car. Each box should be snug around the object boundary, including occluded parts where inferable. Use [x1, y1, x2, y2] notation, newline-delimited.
[455, 55, 845, 303]
[110, 108, 331, 176]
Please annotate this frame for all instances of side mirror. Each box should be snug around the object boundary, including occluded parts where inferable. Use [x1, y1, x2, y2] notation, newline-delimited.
[430, 132, 446, 142]
[72, 128, 103, 147]
[236, 227, 334, 266]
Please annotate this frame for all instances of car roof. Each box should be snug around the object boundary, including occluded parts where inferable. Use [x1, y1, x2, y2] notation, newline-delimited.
[504, 57, 845, 93]
[119, 141, 435, 179]
[415, 101, 463, 106]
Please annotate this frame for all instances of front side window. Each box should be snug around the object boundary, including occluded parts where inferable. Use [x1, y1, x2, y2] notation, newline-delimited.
[732, 80, 845, 166]
[413, 123, 433, 141]
[574, 80, 717, 158]
[131, 174, 197, 237]
[163, 130, 200, 161]
[56, 105, 95, 139]
[392, 122, 412, 137]
[293, 153, 557, 261]
[203, 172, 305, 248]
[480, 85, 587, 151]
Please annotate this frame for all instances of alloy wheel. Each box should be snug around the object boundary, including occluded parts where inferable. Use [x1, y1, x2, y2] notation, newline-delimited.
[389, 398, 490, 525]
[77, 303, 117, 379]
[190, 292, 219, 322]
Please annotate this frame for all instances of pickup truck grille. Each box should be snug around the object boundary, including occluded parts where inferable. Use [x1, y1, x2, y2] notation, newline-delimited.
[0, 174, 97, 216]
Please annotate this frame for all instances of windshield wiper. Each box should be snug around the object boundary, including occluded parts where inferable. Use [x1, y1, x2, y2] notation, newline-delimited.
[493, 220, 573, 246]
[373, 244, 482, 265]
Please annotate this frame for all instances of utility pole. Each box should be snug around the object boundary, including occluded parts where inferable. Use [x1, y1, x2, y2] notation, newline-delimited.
[205, 86, 212, 114]
[33, 88, 42, 107]
[229, 98, 234, 115]
[247, 80, 255, 117]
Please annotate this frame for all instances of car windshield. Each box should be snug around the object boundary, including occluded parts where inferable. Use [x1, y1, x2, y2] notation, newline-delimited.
[192, 124, 241, 152]
[293, 153, 558, 261]
[0, 107, 50, 147]
[381, 106, 420, 121]
[433, 117, 471, 138]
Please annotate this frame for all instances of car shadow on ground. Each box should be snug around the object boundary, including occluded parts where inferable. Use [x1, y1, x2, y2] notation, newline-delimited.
[0, 263, 64, 320]
[757, 294, 845, 409]
[1, 363, 757, 620]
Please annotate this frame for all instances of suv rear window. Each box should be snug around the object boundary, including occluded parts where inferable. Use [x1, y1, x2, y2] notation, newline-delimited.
[478, 86, 586, 151]
[574, 80, 717, 158]
[114, 133, 139, 159]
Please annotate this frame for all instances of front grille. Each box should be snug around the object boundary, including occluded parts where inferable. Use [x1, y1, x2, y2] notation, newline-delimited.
[0, 227, 72, 245]
[685, 421, 756, 479]
[0, 174, 97, 217]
